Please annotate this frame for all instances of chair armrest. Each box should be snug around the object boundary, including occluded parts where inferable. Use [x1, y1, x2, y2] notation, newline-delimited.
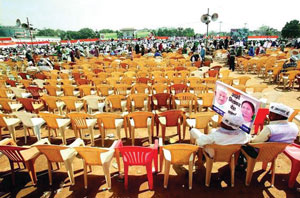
[109, 140, 119, 149]
[114, 139, 123, 149]
[32, 138, 51, 146]
[20, 147, 40, 161]
[0, 138, 16, 146]
[60, 148, 77, 161]
[100, 149, 115, 164]
[69, 138, 85, 147]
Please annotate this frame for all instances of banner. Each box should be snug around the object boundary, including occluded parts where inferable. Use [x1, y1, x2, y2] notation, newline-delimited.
[212, 81, 261, 133]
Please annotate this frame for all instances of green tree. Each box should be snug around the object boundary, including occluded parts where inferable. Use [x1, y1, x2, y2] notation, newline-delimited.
[78, 28, 96, 39]
[36, 28, 57, 37]
[98, 29, 114, 33]
[281, 20, 300, 38]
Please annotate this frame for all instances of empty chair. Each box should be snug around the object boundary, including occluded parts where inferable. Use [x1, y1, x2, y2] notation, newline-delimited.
[13, 111, 45, 143]
[41, 95, 65, 115]
[160, 143, 199, 189]
[0, 98, 23, 113]
[10, 87, 31, 98]
[105, 95, 127, 113]
[60, 96, 84, 113]
[0, 113, 21, 141]
[67, 113, 98, 146]
[0, 88, 15, 99]
[0, 138, 50, 185]
[156, 110, 185, 142]
[124, 111, 155, 145]
[39, 112, 71, 145]
[127, 93, 150, 112]
[186, 112, 214, 135]
[82, 95, 105, 114]
[35, 138, 85, 185]
[151, 93, 172, 111]
[117, 141, 158, 190]
[94, 113, 124, 146]
[44, 85, 63, 97]
[26, 86, 43, 99]
[284, 143, 300, 188]
[61, 85, 80, 97]
[17, 98, 44, 113]
[74, 141, 117, 189]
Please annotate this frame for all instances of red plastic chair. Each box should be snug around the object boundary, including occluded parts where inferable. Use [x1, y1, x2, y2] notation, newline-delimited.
[19, 72, 29, 80]
[0, 139, 40, 185]
[93, 68, 103, 74]
[205, 70, 219, 78]
[151, 93, 172, 111]
[284, 143, 300, 188]
[27, 86, 42, 99]
[76, 78, 90, 86]
[117, 139, 158, 190]
[72, 73, 81, 80]
[137, 77, 152, 84]
[35, 73, 47, 80]
[253, 108, 269, 135]
[156, 110, 185, 142]
[17, 98, 42, 113]
[169, 84, 188, 95]
[175, 66, 186, 71]
[6, 80, 17, 87]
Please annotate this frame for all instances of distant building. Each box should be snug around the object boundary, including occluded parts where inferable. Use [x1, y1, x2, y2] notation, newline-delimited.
[120, 28, 136, 39]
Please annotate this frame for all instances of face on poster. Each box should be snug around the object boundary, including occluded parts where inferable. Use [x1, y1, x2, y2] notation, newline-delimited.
[212, 81, 261, 133]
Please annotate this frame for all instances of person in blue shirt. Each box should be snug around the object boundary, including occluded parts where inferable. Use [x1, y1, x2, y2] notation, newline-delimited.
[248, 46, 254, 56]
[154, 50, 161, 57]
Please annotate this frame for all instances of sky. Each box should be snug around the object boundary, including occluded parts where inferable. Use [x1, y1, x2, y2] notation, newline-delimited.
[0, 0, 299, 34]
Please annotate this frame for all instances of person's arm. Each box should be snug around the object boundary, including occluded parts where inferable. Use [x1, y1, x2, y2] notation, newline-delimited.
[190, 128, 214, 147]
[251, 126, 271, 143]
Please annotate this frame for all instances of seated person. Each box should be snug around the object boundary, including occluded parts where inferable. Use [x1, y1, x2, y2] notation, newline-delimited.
[190, 113, 251, 148]
[251, 102, 298, 143]
[281, 56, 298, 72]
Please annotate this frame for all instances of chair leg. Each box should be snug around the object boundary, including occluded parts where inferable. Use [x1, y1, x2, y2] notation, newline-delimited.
[188, 160, 193, 190]
[163, 160, 171, 188]
[288, 161, 300, 188]
[103, 162, 111, 189]
[146, 163, 153, 190]
[48, 161, 53, 185]
[89, 127, 95, 147]
[245, 159, 256, 186]
[64, 158, 75, 185]
[161, 125, 166, 143]
[177, 125, 181, 142]
[124, 164, 129, 190]
[115, 150, 121, 173]
[83, 161, 88, 189]
[131, 127, 135, 146]
[25, 160, 37, 185]
[9, 161, 15, 186]
[271, 159, 276, 187]
[101, 128, 105, 147]
[59, 127, 67, 145]
[147, 125, 152, 145]
[230, 155, 235, 187]
[7, 126, 17, 143]
[159, 147, 164, 172]
[205, 158, 213, 187]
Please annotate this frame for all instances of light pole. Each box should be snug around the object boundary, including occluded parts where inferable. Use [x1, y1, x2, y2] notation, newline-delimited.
[219, 21, 223, 35]
[201, 8, 218, 49]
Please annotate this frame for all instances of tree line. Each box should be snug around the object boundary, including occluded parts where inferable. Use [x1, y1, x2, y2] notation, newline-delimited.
[35, 20, 300, 40]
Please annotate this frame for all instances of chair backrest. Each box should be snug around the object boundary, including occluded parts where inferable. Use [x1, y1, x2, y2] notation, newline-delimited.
[198, 93, 214, 107]
[0, 98, 12, 112]
[41, 95, 58, 110]
[60, 96, 78, 111]
[114, 84, 131, 96]
[158, 110, 183, 126]
[106, 95, 124, 109]
[169, 84, 188, 94]
[45, 85, 57, 96]
[118, 146, 154, 165]
[6, 80, 17, 87]
[0, 89, 8, 98]
[39, 112, 61, 129]
[128, 93, 149, 108]
[0, 145, 26, 162]
[204, 144, 241, 162]
[152, 93, 171, 107]
[13, 111, 34, 126]
[189, 112, 214, 129]
[94, 113, 122, 129]
[76, 78, 90, 86]
[17, 98, 35, 112]
[174, 93, 197, 107]
[127, 111, 154, 128]
[288, 109, 300, 122]
[62, 85, 75, 96]
[152, 83, 168, 94]
[131, 83, 150, 94]
[67, 113, 89, 129]
[27, 86, 41, 99]
[35, 144, 66, 162]
[248, 142, 289, 162]
[75, 146, 110, 165]
[163, 144, 198, 165]
[97, 84, 112, 96]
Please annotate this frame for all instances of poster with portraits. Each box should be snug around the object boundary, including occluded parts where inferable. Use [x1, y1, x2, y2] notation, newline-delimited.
[212, 81, 261, 133]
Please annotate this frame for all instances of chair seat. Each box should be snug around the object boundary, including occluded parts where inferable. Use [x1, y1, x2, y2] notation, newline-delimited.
[4, 118, 21, 126]
[186, 119, 196, 128]
[73, 91, 80, 96]
[197, 99, 203, 105]
[115, 119, 124, 128]
[75, 103, 84, 109]
[56, 101, 65, 108]
[56, 91, 64, 96]
[30, 118, 46, 127]
[9, 103, 23, 111]
[33, 103, 44, 110]
[21, 92, 32, 98]
[57, 118, 71, 128]
[91, 90, 97, 95]
[86, 119, 97, 128]
[7, 93, 15, 99]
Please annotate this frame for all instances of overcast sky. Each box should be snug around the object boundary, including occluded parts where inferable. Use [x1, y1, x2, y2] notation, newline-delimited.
[0, 0, 299, 34]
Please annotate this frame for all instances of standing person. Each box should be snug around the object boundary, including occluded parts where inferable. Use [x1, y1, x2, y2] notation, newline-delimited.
[200, 43, 206, 62]
[229, 47, 236, 71]
[70, 48, 76, 62]
[248, 46, 254, 56]
[26, 49, 35, 65]
[135, 43, 140, 54]
[224, 37, 229, 49]
[94, 46, 99, 57]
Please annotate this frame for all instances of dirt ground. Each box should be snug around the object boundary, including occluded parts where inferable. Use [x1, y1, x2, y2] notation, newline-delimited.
[0, 62, 300, 198]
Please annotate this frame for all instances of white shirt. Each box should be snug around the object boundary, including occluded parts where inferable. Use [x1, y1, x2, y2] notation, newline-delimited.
[190, 127, 251, 148]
